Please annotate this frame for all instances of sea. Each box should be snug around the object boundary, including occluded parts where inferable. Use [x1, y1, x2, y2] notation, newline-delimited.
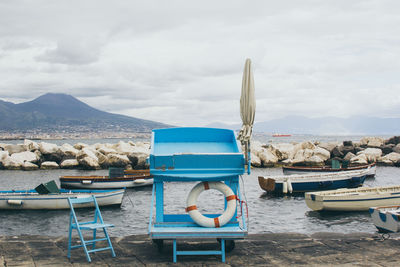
[0, 134, 399, 237]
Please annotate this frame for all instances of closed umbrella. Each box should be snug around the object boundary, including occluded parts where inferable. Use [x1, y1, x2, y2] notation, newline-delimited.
[237, 58, 256, 174]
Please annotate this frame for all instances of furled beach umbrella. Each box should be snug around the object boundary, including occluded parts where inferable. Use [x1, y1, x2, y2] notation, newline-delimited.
[237, 58, 255, 174]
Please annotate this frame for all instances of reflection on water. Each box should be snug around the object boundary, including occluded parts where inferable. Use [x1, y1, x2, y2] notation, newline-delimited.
[1, 166, 400, 236]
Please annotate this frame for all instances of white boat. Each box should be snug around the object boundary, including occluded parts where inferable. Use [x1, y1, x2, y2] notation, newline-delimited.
[282, 163, 376, 177]
[258, 169, 368, 194]
[60, 171, 153, 189]
[369, 206, 400, 233]
[305, 185, 400, 211]
[0, 188, 124, 210]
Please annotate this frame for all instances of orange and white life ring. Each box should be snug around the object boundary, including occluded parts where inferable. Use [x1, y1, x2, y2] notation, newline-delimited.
[186, 181, 236, 228]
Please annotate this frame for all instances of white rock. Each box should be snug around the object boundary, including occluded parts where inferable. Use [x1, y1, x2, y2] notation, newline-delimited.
[350, 154, 368, 164]
[305, 155, 325, 165]
[2, 156, 22, 169]
[290, 149, 309, 164]
[95, 151, 109, 167]
[258, 148, 279, 166]
[313, 147, 330, 161]
[133, 142, 151, 153]
[77, 148, 98, 161]
[10, 151, 40, 163]
[39, 142, 59, 154]
[60, 159, 79, 169]
[79, 156, 100, 170]
[269, 143, 295, 161]
[360, 137, 385, 147]
[300, 141, 316, 150]
[59, 143, 79, 158]
[22, 162, 39, 171]
[24, 139, 39, 151]
[358, 148, 382, 162]
[0, 151, 9, 161]
[379, 152, 400, 165]
[41, 161, 59, 169]
[318, 142, 339, 153]
[77, 148, 100, 170]
[250, 152, 262, 167]
[393, 144, 400, 154]
[98, 147, 117, 155]
[4, 144, 26, 154]
[107, 153, 131, 167]
[113, 141, 136, 155]
[344, 152, 356, 162]
[128, 152, 149, 169]
[73, 142, 88, 150]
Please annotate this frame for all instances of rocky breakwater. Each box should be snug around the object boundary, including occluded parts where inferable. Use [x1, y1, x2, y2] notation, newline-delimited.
[0, 140, 150, 170]
[250, 136, 400, 168]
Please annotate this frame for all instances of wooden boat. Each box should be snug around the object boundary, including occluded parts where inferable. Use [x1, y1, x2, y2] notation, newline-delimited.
[369, 206, 400, 233]
[282, 163, 376, 177]
[60, 169, 153, 189]
[258, 169, 368, 194]
[305, 185, 400, 211]
[0, 188, 124, 210]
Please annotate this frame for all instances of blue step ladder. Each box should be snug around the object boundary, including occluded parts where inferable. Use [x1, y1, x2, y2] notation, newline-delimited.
[67, 195, 116, 262]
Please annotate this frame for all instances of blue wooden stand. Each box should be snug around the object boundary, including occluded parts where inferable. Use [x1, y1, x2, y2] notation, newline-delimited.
[148, 127, 248, 263]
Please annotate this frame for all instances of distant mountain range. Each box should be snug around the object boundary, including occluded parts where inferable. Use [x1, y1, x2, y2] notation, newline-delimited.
[0, 93, 170, 133]
[207, 115, 400, 135]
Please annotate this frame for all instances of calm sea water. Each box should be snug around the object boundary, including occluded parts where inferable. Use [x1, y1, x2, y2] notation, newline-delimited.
[1, 166, 400, 237]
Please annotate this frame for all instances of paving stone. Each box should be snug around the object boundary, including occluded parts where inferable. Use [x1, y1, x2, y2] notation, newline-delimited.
[1, 233, 400, 266]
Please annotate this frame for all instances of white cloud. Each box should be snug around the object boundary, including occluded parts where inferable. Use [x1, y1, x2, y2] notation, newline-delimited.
[0, 0, 399, 126]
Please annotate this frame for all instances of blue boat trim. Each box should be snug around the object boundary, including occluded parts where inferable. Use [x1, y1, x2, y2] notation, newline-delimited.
[379, 212, 387, 222]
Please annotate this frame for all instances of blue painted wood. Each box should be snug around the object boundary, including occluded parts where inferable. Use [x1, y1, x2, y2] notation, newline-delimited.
[155, 181, 164, 223]
[172, 238, 225, 262]
[148, 127, 248, 262]
[67, 196, 115, 262]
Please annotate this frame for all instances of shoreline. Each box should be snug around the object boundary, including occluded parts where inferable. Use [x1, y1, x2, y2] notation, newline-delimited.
[1, 135, 399, 171]
[1, 232, 399, 266]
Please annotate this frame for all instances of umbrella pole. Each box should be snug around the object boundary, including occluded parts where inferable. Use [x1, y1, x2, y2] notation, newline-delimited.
[245, 141, 251, 175]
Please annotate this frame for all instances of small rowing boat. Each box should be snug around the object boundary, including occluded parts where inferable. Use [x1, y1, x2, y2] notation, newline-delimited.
[0, 188, 124, 210]
[60, 169, 153, 189]
[305, 185, 400, 211]
[369, 205, 400, 233]
[258, 169, 368, 194]
[282, 163, 376, 177]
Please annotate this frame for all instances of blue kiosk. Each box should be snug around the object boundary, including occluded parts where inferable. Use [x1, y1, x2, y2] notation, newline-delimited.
[148, 127, 248, 262]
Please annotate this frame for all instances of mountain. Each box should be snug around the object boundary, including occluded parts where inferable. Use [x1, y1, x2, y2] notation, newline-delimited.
[207, 115, 400, 135]
[253, 115, 400, 135]
[0, 93, 170, 133]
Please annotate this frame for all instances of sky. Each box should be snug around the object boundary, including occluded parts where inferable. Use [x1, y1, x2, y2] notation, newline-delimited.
[0, 0, 399, 127]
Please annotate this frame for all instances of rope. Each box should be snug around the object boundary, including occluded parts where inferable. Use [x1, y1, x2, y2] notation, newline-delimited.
[237, 175, 249, 230]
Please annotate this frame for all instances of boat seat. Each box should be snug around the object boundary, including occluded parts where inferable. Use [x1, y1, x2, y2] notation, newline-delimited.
[67, 195, 116, 262]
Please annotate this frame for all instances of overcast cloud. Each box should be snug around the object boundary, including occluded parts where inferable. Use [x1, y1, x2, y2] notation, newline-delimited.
[0, 0, 399, 126]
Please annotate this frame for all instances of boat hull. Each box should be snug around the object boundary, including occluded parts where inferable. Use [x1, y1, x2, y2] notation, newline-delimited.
[305, 186, 400, 211]
[259, 170, 367, 194]
[0, 189, 124, 210]
[369, 206, 400, 233]
[282, 163, 376, 177]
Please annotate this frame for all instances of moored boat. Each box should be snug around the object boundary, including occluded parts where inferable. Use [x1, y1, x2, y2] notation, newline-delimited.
[60, 170, 153, 189]
[369, 205, 400, 233]
[0, 188, 124, 210]
[282, 163, 376, 177]
[258, 169, 368, 194]
[305, 185, 400, 211]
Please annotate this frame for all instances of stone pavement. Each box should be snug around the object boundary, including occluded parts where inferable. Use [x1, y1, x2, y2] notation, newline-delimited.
[1, 232, 400, 266]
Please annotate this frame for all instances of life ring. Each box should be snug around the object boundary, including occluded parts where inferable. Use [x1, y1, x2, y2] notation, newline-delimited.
[186, 181, 236, 228]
